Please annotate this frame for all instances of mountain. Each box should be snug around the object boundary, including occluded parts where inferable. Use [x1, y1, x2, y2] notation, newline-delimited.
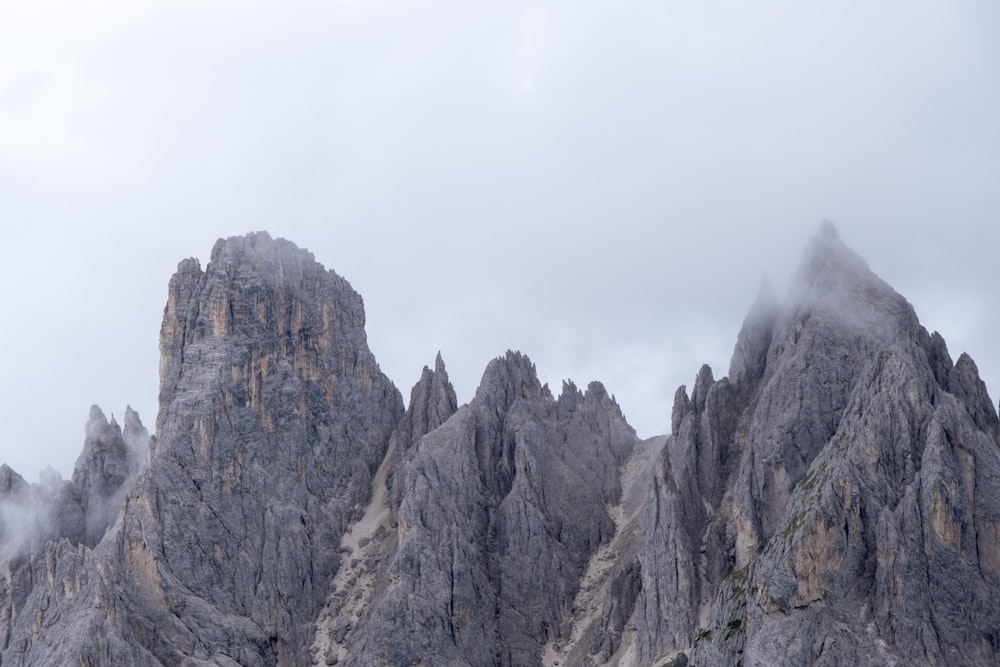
[1, 225, 998, 666]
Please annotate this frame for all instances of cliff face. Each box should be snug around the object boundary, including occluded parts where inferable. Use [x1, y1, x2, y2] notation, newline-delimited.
[117, 233, 404, 665]
[626, 223, 1000, 666]
[312, 352, 637, 666]
[0, 232, 404, 665]
[1, 226, 998, 667]
[0, 405, 150, 662]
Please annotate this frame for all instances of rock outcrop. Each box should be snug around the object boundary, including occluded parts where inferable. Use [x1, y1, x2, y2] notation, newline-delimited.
[2, 225, 998, 666]
[60, 405, 148, 547]
[0, 405, 148, 558]
[0, 405, 150, 662]
[618, 222, 1000, 666]
[313, 352, 639, 666]
[1, 232, 403, 665]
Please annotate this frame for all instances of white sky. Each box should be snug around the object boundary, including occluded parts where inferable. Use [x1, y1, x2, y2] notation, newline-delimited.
[2, 0, 998, 480]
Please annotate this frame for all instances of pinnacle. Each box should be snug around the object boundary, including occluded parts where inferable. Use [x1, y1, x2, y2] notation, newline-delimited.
[817, 218, 839, 239]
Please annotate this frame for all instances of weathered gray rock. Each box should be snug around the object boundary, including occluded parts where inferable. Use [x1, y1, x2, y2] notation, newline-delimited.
[394, 351, 458, 454]
[3, 225, 999, 667]
[60, 405, 148, 547]
[328, 352, 638, 666]
[624, 222, 1000, 666]
[0, 232, 404, 666]
[0, 405, 148, 563]
[0, 406, 152, 665]
[385, 351, 459, 508]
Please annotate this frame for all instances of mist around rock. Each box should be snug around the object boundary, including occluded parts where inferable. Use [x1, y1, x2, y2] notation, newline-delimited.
[0, 406, 148, 560]
[1, 225, 999, 666]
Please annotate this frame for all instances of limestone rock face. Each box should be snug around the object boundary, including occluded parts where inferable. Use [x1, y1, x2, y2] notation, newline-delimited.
[0, 406, 151, 665]
[624, 223, 1000, 666]
[0, 232, 404, 666]
[2, 225, 999, 667]
[118, 232, 404, 666]
[385, 352, 459, 507]
[313, 352, 638, 666]
[394, 351, 458, 454]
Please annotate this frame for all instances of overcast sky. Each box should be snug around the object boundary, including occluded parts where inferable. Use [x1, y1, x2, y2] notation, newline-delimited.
[1, 0, 998, 481]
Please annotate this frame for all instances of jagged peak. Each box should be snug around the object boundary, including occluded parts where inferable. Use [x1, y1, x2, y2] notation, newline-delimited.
[209, 231, 315, 266]
[778, 223, 921, 347]
[798, 220, 872, 286]
[175, 256, 202, 275]
[556, 379, 585, 419]
[84, 404, 119, 439]
[691, 364, 715, 413]
[586, 381, 628, 421]
[559, 379, 583, 401]
[88, 404, 106, 424]
[585, 380, 609, 401]
[956, 351, 979, 370]
[0, 463, 27, 495]
[474, 350, 547, 409]
[395, 353, 459, 456]
[921, 329, 955, 389]
[817, 217, 839, 239]
[729, 275, 779, 383]
[671, 385, 691, 435]
[202, 232, 342, 298]
[950, 352, 999, 438]
[409, 353, 457, 409]
[123, 405, 144, 433]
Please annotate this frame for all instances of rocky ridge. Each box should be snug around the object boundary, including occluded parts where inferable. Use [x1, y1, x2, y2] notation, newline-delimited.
[1, 225, 998, 666]
[629, 223, 1000, 666]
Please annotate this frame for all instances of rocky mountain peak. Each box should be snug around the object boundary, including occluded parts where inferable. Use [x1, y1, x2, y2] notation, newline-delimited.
[392, 352, 459, 455]
[74, 405, 134, 496]
[799, 219, 866, 279]
[0, 464, 27, 496]
[690, 363, 715, 412]
[0, 233, 407, 666]
[950, 351, 1000, 439]
[729, 276, 779, 385]
[65, 404, 148, 546]
[3, 227, 998, 667]
[125, 232, 404, 665]
[636, 223, 1000, 666]
[784, 222, 920, 346]
[474, 350, 549, 410]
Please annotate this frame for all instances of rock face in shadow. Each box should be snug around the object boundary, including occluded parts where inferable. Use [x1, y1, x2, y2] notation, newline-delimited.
[2, 225, 999, 667]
